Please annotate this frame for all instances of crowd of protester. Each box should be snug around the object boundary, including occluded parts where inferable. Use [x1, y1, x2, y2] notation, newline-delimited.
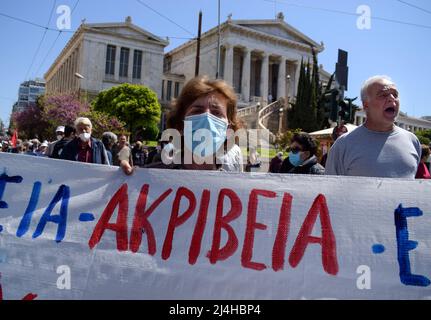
[0, 121, 163, 170]
[1, 74, 430, 179]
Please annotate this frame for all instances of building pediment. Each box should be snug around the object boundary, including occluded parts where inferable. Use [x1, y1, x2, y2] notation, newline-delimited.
[83, 20, 169, 46]
[232, 20, 322, 51]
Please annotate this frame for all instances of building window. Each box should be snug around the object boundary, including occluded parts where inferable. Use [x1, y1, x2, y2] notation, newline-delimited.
[163, 57, 172, 73]
[19, 87, 28, 95]
[174, 82, 180, 98]
[161, 80, 165, 100]
[105, 45, 116, 76]
[133, 50, 143, 79]
[167, 80, 172, 101]
[119, 47, 130, 78]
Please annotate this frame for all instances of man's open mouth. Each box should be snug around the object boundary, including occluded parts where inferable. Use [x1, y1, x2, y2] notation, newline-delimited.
[384, 107, 396, 116]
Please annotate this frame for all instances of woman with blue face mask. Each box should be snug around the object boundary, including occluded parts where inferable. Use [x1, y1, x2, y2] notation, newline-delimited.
[279, 132, 325, 175]
[144, 76, 243, 171]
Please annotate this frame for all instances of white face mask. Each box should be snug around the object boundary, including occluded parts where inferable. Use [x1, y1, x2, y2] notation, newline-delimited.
[79, 132, 91, 142]
[56, 135, 63, 141]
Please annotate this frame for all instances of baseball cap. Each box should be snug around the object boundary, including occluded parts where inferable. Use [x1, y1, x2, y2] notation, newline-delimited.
[56, 126, 65, 133]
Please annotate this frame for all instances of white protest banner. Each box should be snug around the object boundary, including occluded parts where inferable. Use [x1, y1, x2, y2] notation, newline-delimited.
[0, 152, 430, 300]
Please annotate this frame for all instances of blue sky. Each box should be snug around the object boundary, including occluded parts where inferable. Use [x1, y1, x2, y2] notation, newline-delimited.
[1, 0, 430, 127]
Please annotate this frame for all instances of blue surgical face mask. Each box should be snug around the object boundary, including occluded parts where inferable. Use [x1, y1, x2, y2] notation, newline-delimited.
[184, 112, 228, 158]
[288, 151, 304, 167]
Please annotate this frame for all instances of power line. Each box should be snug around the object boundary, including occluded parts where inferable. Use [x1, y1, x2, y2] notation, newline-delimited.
[263, 0, 431, 30]
[24, 0, 58, 80]
[0, 11, 73, 33]
[396, 0, 431, 15]
[71, 0, 81, 13]
[35, 31, 63, 76]
[134, 0, 195, 36]
[35, 0, 81, 77]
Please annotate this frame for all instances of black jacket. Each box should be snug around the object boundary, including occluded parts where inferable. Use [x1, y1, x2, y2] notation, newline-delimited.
[60, 137, 109, 165]
[50, 138, 71, 159]
[279, 155, 325, 175]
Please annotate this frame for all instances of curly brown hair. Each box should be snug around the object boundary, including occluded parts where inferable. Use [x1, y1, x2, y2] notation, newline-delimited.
[166, 76, 242, 132]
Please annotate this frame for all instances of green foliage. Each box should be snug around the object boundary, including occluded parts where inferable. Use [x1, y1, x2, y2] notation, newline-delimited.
[133, 122, 159, 141]
[415, 129, 431, 145]
[274, 128, 302, 151]
[80, 109, 126, 138]
[11, 93, 127, 141]
[92, 83, 161, 140]
[287, 48, 324, 133]
[286, 48, 363, 132]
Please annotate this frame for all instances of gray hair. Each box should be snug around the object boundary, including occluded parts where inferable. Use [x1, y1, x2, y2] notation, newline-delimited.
[360, 75, 394, 104]
[102, 131, 118, 146]
[74, 117, 92, 129]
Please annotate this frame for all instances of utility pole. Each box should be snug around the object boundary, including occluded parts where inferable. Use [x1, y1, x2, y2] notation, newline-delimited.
[195, 11, 202, 77]
[216, 0, 221, 79]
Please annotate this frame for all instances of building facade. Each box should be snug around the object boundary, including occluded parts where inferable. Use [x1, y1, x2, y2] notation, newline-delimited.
[45, 17, 168, 100]
[164, 13, 331, 107]
[13, 79, 45, 112]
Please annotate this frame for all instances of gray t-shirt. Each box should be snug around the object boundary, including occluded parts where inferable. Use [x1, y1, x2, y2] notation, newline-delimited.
[325, 125, 421, 178]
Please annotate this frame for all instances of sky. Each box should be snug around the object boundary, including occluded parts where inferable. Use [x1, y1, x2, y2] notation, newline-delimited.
[0, 0, 430, 127]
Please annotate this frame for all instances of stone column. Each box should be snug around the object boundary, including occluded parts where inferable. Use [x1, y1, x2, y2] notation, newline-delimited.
[241, 49, 251, 102]
[260, 53, 269, 103]
[128, 49, 133, 80]
[223, 44, 234, 86]
[277, 57, 286, 100]
[294, 60, 301, 96]
[115, 46, 121, 80]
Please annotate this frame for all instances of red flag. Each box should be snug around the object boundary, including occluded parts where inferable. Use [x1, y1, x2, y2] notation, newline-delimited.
[11, 129, 18, 147]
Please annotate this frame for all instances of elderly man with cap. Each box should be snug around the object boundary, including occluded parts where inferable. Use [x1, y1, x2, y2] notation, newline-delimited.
[46, 125, 65, 157]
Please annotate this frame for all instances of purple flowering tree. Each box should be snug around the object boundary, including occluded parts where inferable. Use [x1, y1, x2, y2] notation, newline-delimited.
[12, 94, 126, 141]
[11, 102, 49, 140]
[80, 110, 126, 138]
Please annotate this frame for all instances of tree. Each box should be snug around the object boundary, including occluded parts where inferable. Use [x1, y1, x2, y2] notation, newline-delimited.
[134, 122, 159, 142]
[415, 129, 431, 145]
[39, 94, 90, 139]
[274, 129, 302, 151]
[0, 118, 6, 136]
[11, 103, 49, 140]
[11, 94, 125, 140]
[288, 59, 305, 130]
[288, 58, 318, 132]
[92, 83, 161, 140]
[287, 48, 340, 133]
[80, 109, 126, 138]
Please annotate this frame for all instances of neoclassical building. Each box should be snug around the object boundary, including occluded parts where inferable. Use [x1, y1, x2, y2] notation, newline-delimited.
[45, 17, 168, 100]
[163, 13, 332, 107]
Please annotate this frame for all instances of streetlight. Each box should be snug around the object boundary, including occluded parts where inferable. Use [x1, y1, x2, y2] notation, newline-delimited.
[74, 72, 84, 79]
[286, 74, 291, 101]
[278, 107, 284, 134]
